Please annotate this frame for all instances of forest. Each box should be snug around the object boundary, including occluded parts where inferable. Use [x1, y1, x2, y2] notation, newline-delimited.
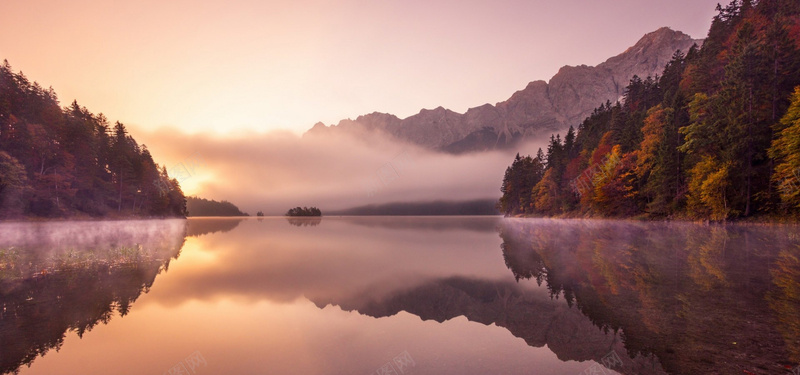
[499, 0, 800, 220]
[0, 61, 186, 218]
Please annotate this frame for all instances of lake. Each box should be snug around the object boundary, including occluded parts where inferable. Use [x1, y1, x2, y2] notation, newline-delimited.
[0, 217, 798, 375]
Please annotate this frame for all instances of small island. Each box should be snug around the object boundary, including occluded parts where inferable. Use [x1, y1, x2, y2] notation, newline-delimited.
[285, 206, 322, 217]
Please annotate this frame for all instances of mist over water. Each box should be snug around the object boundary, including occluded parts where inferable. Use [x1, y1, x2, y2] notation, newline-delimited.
[0, 220, 187, 279]
[3, 217, 798, 375]
[0, 219, 187, 251]
[137, 127, 547, 214]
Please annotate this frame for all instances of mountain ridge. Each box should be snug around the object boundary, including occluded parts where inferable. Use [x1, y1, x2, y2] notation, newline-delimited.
[307, 27, 702, 153]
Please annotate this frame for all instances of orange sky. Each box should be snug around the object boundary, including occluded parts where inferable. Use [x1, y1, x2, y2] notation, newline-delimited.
[2, 0, 720, 136]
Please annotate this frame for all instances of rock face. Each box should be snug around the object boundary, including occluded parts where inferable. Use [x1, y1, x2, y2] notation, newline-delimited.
[307, 27, 702, 153]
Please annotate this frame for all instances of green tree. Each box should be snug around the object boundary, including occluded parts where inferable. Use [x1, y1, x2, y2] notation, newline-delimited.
[720, 21, 771, 216]
[0, 151, 28, 216]
[498, 152, 544, 215]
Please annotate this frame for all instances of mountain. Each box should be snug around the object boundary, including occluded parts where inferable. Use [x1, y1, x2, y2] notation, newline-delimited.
[306, 27, 701, 153]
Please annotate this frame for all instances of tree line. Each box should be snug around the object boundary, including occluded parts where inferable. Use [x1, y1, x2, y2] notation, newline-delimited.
[0, 61, 186, 218]
[500, 0, 800, 220]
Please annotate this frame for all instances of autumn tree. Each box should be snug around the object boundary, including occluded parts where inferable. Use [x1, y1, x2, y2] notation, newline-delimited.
[769, 86, 800, 211]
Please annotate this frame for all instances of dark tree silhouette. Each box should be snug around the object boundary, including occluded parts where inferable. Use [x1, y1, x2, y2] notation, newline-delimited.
[285, 206, 322, 216]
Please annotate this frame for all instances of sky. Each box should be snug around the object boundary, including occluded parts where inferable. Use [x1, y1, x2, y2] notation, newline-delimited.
[1, 0, 723, 212]
[3, 0, 720, 135]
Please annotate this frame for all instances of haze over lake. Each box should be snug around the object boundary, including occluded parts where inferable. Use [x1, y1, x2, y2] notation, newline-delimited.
[3, 1, 800, 374]
[1, 217, 798, 375]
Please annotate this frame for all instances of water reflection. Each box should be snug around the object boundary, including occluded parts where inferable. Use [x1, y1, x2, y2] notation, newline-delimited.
[142, 217, 516, 307]
[2, 217, 799, 375]
[185, 217, 244, 237]
[500, 219, 800, 375]
[0, 220, 187, 374]
[285, 217, 322, 227]
[326, 276, 665, 374]
[12, 217, 592, 375]
[139, 217, 642, 374]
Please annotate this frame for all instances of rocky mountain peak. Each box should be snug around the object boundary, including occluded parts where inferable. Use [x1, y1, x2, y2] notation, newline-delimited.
[308, 28, 702, 153]
[629, 27, 692, 50]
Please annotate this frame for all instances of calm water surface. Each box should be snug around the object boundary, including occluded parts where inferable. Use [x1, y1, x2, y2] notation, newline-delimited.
[0, 217, 798, 375]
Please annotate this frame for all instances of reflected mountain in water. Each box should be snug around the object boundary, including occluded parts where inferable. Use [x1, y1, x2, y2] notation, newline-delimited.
[0, 220, 188, 374]
[313, 276, 665, 375]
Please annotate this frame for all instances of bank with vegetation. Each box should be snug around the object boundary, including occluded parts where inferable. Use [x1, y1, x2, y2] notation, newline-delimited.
[499, 0, 800, 221]
[0, 62, 186, 219]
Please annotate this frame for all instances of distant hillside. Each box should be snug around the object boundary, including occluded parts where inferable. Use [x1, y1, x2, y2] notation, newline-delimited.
[186, 196, 248, 217]
[329, 199, 500, 216]
[307, 27, 701, 153]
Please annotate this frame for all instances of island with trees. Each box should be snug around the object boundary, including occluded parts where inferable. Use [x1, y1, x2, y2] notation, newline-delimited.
[285, 206, 322, 217]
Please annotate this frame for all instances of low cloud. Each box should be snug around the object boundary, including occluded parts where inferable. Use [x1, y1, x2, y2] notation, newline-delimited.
[136, 126, 546, 215]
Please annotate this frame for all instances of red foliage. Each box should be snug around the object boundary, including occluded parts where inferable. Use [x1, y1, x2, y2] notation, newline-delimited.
[789, 16, 800, 48]
[590, 132, 614, 165]
[564, 156, 586, 182]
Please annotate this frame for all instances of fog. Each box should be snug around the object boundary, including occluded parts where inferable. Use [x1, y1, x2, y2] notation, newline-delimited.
[0, 219, 187, 278]
[0, 219, 186, 252]
[137, 127, 547, 215]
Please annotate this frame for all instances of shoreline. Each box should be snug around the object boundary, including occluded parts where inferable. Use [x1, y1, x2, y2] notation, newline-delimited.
[0, 215, 187, 223]
[506, 213, 800, 226]
[4, 213, 800, 226]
